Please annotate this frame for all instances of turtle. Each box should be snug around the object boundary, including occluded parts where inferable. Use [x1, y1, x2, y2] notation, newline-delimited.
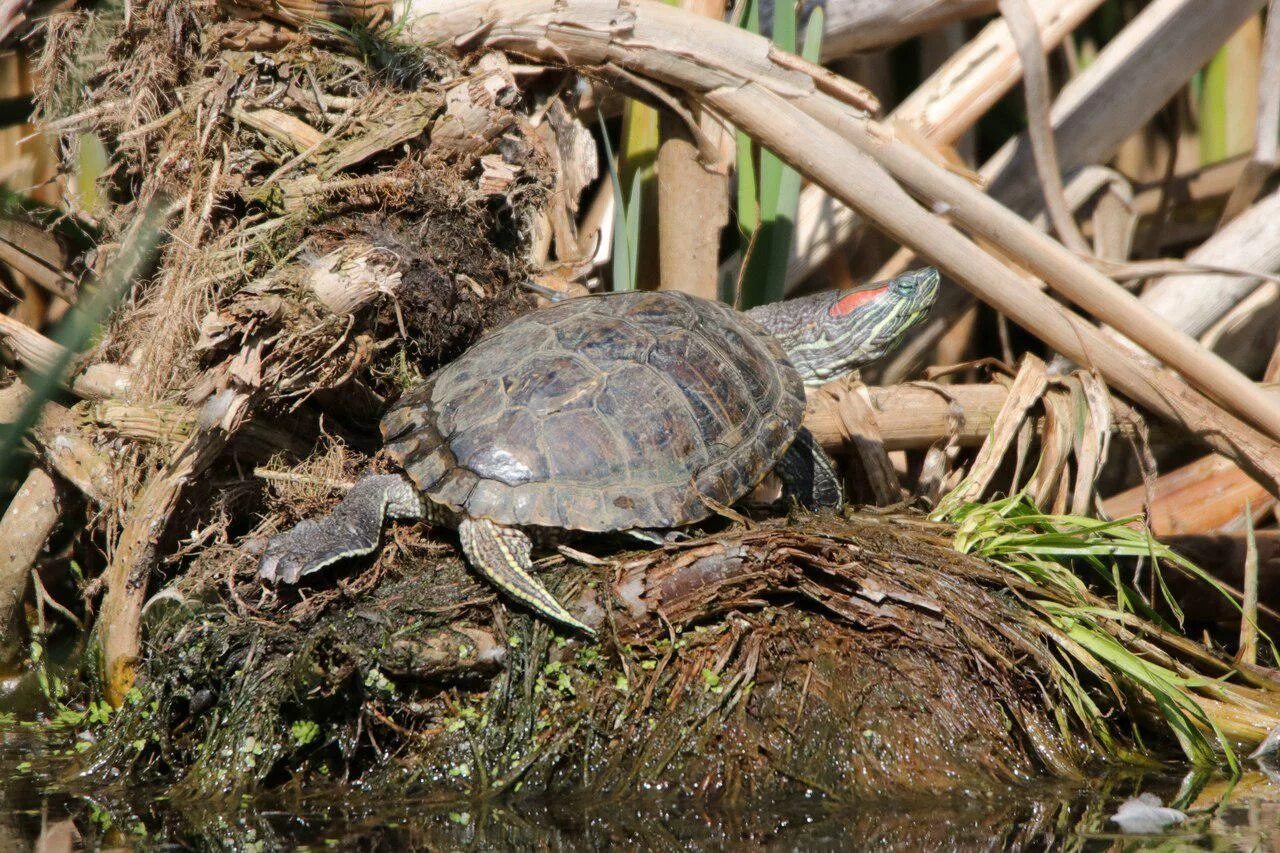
[256, 267, 940, 634]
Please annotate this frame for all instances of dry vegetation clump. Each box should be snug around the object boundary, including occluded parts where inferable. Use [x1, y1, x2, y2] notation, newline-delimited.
[16, 0, 550, 687]
[36, 1, 537, 403]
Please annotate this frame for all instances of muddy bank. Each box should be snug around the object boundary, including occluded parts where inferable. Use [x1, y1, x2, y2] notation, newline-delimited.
[73, 511, 1100, 805]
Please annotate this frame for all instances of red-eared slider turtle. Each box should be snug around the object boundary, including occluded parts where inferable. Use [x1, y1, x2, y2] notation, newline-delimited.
[257, 268, 940, 634]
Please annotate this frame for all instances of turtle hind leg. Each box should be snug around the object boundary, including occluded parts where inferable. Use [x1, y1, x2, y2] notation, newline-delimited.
[258, 473, 423, 584]
[775, 427, 844, 511]
[457, 517, 595, 636]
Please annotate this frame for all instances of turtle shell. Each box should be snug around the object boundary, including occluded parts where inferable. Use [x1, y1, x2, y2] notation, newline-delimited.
[380, 291, 806, 532]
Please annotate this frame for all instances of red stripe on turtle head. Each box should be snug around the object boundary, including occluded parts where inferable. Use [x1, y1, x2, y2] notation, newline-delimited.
[828, 283, 890, 317]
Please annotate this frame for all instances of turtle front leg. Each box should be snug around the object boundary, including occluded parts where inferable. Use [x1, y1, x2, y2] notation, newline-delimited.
[457, 517, 595, 636]
[774, 427, 844, 511]
[258, 473, 423, 584]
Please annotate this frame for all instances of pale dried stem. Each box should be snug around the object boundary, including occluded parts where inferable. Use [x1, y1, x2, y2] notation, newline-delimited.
[1239, 509, 1260, 666]
[997, 0, 1089, 254]
[95, 237, 400, 704]
[1102, 453, 1276, 537]
[798, 97, 1280, 452]
[798, 0, 1265, 306]
[1, 379, 123, 505]
[0, 305, 133, 400]
[657, 0, 731, 300]
[0, 467, 59, 670]
[792, 0, 1105, 287]
[821, 0, 995, 57]
[984, 0, 1267, 214]
[1055, 187, 1280, 370]
[804, 379, 1164, 453]
[98, 404, 247, 707]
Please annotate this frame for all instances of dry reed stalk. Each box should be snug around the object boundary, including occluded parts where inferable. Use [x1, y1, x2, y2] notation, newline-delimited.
[1044, 186, 1280, 379]
[791, 0, 1104, 287]
[997, 0, 1089, 254]
[1240, 507, 1260, 666]
[821, 0, 995, 57]
[984, 0, 1267, 213]
[393, 0, 1280, 497]
[804, 97, 1280, 446]
[804, 380, 1167, 452]
[809, 380, 902, 505]
[890, 0, 1269, 373]
[656, 0, 730, 299]
[0, 313, 133, 399]
[219, 0, 389, 26]
[98, 401, 248, 707]
[0, 216, 74, 301]
[0, 466, 58, 669]
[1102, 454, 1275, 536]
[877, 0, 1269, 371]
[1219, 0, 1280, 224]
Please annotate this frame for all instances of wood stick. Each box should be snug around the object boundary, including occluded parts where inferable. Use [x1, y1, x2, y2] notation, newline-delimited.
[1101, 453, 1275, 536]
[790, 0, 1106, 287]
[996, 0, 1090, 254]
[396, 0, 1280, 495]
[821, 0, 996, 57]
[0, 467, 59, 671]
[0, 314, 132, 399]
[98, 402, 247, 707]
[803, 380, 1171, 452]
[1, 380, 122, 504]
[656, 0, 730, 300]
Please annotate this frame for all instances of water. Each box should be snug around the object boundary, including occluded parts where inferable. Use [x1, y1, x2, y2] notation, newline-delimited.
[3, 732, 1279, 849]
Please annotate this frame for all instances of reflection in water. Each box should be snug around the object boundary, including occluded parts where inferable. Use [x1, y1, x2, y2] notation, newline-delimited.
[2, 733, 1279, 849]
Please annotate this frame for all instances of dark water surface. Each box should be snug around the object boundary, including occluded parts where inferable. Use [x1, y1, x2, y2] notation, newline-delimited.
[3, 730, 1279, 850]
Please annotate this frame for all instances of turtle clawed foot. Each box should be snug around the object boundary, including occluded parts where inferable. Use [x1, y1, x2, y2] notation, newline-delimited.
[256, 518, 340, 585]
[253, 473, 414, 586]
[254, 512, 378, 584]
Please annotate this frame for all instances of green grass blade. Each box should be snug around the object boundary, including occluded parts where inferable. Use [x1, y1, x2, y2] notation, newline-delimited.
[737, 0, 819, 309]
[624, 169, 643, 291]
[801, 5, 824, 63]
[598, 110, 634, 292]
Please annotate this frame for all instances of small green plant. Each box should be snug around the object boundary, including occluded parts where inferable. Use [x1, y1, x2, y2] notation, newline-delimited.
[599, 110, 643, 292]
[734, 0, 824, 308]
[290, 719, 321, 747]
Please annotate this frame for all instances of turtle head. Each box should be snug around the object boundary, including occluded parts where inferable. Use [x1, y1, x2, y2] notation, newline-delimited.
[746, 267, 939, 386]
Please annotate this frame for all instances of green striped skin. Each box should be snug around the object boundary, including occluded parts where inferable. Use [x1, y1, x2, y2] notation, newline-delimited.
[745, 267, 939, 386]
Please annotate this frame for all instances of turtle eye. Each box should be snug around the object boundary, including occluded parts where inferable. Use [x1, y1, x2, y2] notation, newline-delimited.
[892, 277, 918, 297]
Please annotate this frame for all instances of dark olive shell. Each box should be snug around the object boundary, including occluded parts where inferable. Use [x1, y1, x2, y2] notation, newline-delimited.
[380, 291, 805, 531]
